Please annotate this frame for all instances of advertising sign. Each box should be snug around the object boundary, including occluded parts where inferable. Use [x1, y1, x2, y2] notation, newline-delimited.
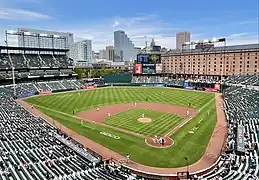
[137, 54, 161, 64]
[237, 124, 245, 153]
[156, 63, 162, 73]
[134, 64, 143, 74]
[214, 83, 221, 90]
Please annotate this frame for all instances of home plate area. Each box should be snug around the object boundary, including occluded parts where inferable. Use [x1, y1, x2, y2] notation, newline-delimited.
[145, 136, 174, 148]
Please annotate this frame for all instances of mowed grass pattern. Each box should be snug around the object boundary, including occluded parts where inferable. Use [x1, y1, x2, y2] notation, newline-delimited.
[26, 87, 217, 168]
[26, 87, 214, 114]
[104, 108, 183, 136]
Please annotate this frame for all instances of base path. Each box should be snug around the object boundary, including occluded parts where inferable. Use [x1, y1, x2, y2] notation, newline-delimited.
[17, 93, 227, 176]
[76, 102, 197, 123]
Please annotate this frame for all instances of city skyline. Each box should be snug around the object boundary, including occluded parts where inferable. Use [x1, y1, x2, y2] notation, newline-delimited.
[0, 0, 258, 51]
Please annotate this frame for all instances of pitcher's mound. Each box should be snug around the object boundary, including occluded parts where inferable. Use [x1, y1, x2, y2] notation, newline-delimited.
[138, 118, 152, 123]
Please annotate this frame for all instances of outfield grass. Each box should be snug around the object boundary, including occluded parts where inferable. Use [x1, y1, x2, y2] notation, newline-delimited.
[104, 108, 183, 136]
[26, 87, 217, 168]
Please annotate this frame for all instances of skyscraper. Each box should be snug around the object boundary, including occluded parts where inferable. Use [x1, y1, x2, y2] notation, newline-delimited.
[176, 32, 190, 50]
[69, 40, 92, 66]
[105, 46, 114, 61]
[17, 28, 74, 49]
[114, 30, 137, 63]
[99, 49, 106, 59]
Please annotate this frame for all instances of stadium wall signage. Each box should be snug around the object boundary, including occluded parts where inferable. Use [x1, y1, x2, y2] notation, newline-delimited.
[100, 131, 120, 140]
[236, 124, 245, 153]
[39, 90, 52, 94]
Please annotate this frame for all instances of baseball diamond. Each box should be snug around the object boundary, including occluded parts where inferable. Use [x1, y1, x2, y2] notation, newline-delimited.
[24, 87, 220, 169]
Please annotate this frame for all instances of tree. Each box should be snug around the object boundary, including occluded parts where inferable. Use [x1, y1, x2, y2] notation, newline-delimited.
[74, 68, 85, 79]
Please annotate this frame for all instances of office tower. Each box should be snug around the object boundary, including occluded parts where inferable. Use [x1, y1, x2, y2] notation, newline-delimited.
[69, 40, 92, 66]
[176, 32, 190, 50]
[114, 30, 137, 62]
[105, 46, 114, 61]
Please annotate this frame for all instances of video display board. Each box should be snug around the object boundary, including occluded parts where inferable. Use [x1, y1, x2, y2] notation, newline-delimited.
[137, 54, 161, 64]
[142, 64, 156, 74]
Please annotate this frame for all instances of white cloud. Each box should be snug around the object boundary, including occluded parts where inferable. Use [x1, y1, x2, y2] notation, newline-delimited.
[229, 33, 248, 38]
[0, 14, 258, 51]
[112, 20, 120, 28]
[63, 15, 182, 51]
[0, 8, 51, 20]
[226, 35, 259, 46]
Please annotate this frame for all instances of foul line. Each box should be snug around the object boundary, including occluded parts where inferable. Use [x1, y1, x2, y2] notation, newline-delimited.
[165, 96, 215, 137]
[32, 104, 146, 139]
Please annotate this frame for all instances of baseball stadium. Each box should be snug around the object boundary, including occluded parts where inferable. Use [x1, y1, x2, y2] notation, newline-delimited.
[0, 37, 259, 180]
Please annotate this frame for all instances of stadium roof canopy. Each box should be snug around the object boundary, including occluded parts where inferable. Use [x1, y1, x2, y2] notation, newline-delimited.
[0, 46, 69, 52]
[166, 43, 259, 54]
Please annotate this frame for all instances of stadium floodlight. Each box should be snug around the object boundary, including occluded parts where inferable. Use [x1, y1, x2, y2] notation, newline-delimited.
[7, 30, 17, 34]
[40, 33, 48, 37]
[24, 32, 31, 35]
[212, 38, 217, 42]
[184, 42, 191, 45]
[218, 38, 226, 42]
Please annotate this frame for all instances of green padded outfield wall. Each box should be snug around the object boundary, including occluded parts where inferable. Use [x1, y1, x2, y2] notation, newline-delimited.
[104, 73, 133, 83]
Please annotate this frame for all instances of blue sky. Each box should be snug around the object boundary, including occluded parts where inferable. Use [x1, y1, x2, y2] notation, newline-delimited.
[0, 0, 258, 50]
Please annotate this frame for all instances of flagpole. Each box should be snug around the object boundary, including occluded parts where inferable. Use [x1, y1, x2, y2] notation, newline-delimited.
[5, 30, 8, 53]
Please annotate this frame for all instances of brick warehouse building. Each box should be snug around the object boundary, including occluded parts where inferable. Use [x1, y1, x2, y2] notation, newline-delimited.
[161, 44, 259, 79]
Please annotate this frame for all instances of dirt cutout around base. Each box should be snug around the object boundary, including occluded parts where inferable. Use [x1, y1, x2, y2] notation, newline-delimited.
[138, 118, 152, 123]
[145, 136, 174, 148]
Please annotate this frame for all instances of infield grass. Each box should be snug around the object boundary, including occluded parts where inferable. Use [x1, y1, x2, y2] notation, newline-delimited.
[104, 108, 183, 136]
[25, 87, 217, 168]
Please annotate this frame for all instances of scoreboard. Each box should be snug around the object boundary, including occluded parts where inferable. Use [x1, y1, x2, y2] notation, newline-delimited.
[135, 54, 162, 74]
[137, 54, 161, 64]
